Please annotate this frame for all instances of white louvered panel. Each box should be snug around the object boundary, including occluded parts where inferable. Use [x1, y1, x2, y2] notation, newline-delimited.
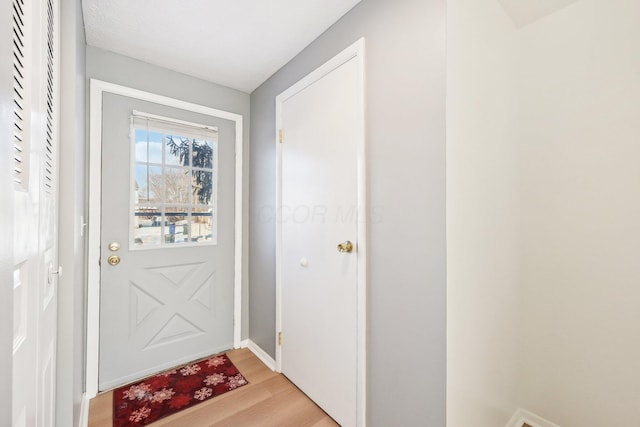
[12, 0, 28, 191]
[43, 0, 55, 194]
[13, 0, 61, 425]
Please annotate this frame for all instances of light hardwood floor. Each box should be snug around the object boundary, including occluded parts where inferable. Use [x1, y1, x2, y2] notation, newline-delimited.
[88, 348, 339, 427]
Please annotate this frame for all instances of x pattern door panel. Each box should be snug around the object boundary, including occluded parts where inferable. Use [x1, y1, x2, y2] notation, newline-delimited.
[128, 262, 217, 350]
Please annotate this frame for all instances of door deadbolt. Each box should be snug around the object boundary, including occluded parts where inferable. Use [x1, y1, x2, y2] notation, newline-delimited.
[337, 241, 354, 253]
[108, 242, 121, 252]
[107, 255, 120, 266]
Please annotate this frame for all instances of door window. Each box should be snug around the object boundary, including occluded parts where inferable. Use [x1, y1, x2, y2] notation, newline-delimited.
[131, 113, 218, 249]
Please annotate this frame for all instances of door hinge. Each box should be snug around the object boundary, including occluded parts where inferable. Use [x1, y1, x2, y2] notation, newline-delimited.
[279, 129, 284, 144]
[278, 331, 283, 346]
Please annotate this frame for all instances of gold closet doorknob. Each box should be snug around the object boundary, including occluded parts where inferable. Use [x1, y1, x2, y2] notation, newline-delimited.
[107, 255, 120, 266]
[337, 241, 354, 253]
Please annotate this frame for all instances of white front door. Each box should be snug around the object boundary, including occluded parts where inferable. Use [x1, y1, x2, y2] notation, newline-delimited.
[277, 40, 365, 427]
[12, 0, 60, 424]
[98, 93, 236, 390]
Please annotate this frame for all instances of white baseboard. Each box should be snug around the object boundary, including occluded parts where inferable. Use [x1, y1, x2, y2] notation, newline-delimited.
[78, 393, 90, 427]
[245, 339, 276, 371]
[507, 408, 560, 427]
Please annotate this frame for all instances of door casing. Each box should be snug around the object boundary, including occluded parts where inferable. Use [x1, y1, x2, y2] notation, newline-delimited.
[275, 37, 367, 427]
[86, 79, 244, 398]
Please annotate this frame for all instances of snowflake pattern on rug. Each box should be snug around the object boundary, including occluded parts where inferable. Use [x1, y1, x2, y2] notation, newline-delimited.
[113, 353, 248, 427]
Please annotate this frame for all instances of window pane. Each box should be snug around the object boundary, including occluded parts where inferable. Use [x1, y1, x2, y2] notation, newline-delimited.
[191, 170, 213, 205]
[164, 167, 190, 204]
[165, 135, 189, 167]
[134, 163, 147, 203]
[134, 129, 148, 162]
[149, 165, 163, 204]
[135, 164, 163, 204]
[133, 206, 161, 247]
[191, 207, 213, 242]
[148, 131, 163, 164]
[163, 206, 189, 244]
[193, 139, 214, 170]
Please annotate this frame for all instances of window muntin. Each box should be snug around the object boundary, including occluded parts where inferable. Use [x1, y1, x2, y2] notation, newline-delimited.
[131, 114, 218, 249]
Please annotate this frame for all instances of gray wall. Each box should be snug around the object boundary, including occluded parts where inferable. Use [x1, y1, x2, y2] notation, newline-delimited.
[85, 46, 251, 339]
[0, 0, 15, 424]
[57, 0, 87, 425]
[249, 0, 446, 425]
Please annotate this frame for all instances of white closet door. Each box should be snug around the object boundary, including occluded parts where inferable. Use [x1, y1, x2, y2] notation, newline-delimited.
[277, 41, 366, 427]
[12, 0, 60, 425]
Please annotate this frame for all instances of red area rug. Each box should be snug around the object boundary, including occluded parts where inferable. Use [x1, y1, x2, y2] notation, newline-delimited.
[113, 353, 248, 426]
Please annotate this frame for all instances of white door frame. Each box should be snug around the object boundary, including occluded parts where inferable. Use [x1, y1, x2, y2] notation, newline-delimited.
[86, 79, 244, 398]
[275, 38, 367, 426]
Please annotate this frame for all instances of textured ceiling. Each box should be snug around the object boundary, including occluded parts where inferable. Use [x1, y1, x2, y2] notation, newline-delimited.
[497, 0, 582, 27]
[82, 0, 362, 93]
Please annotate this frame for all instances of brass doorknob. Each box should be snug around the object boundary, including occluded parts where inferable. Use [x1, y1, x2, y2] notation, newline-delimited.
[337, 241, 354, 253]
[107, 255, 120, 266]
